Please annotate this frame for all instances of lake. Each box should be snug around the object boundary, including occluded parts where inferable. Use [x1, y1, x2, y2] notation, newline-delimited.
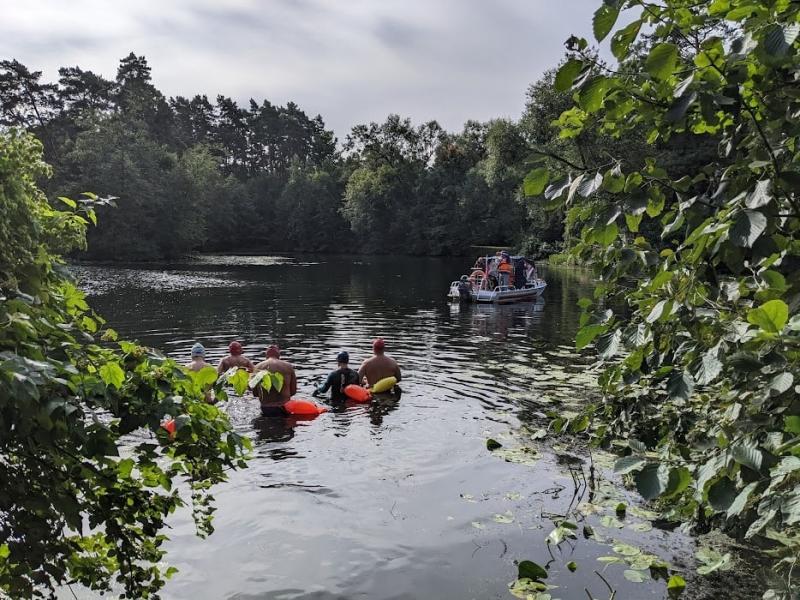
[70, 255, 747, 600]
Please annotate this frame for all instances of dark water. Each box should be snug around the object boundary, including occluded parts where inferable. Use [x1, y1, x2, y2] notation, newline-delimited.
[70, 255, 705, 600]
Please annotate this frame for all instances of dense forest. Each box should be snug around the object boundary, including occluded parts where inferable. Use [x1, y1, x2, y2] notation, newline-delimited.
[0, 53, 567, 260]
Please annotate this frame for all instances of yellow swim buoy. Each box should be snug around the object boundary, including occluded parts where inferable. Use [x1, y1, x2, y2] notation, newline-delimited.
[371, 376, 397, 394]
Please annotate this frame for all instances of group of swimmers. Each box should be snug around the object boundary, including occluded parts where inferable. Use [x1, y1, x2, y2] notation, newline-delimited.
[185, 338, 402, 416]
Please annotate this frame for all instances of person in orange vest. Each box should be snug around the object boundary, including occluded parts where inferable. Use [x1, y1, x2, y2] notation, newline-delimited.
[498, 252, 514, 288]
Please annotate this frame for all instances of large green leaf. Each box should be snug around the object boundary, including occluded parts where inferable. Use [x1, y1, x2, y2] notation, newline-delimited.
[664, 467, 691, 498]
[576, 323, 608, 351]
[636, 463, 668, 500]
[544, 177, 571, 200]
[747, 299, 789, 333]
[645, 43, 679, 80]
[745, 179, 772, 209]
[578, 76, 612, 113]
[554, 58, 584, 92]
[667, 575, 686, 598]
[769, 372, 793, 396]
[614, 455, 646, 475]
[271, 371, 285, 393]
[99, 362, 125, 389]
[227, 368, 250, 396]
[192, 366, 218, 389]
[730, 209, 767, 248]
[727, 482, 757, 518]
[596, 329, 621, 359]
[732, 442, 763, 473]
[667, 371, 694, 401]
[611, 19, 642, 60]
[708, 477, 737, 511]
[694, 351, 722, 386]
[763, 23, 800, 56]
[695, 548, 732, 575]
[249, 370, 271, 392]
[592, 3, 620, 42]
[523, 168, 549, 197]
[665, 92, 697, 123]
[517, 560, 548, 581]
[645, 299, 671, 323]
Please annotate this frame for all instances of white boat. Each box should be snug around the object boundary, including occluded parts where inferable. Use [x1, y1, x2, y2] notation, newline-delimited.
[447, 254, 547, 304]
[448, 279, 547, 303]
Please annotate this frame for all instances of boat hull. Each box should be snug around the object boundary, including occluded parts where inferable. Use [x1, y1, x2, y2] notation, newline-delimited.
[472, 282, 547, 304]
[448, 280, 547, 304]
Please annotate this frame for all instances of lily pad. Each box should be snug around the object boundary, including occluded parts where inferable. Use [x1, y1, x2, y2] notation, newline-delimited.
[600, 515, 625, 529]
[508, 579, 549, 600]
[493, 511, 515, 524]
[613, 542, 641, 556]
[624, 569, 647, 583]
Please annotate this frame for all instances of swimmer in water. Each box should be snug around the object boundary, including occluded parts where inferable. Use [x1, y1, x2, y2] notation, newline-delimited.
[217, 341, 254, 374]
[314, 351, 360, 403]
[358, 338, 402, 387]
[185, 343, 216, 403]
[252, 345, 297, 416]
[186, 343, 211, 372]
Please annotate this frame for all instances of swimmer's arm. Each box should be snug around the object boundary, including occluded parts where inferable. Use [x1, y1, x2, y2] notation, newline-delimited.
[217, 358, 228, 375]
[290, 372, 298, 396]
[395, 364, 402, 383]
[316, 373, 334, 394]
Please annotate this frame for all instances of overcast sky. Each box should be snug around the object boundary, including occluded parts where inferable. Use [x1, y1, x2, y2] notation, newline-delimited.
[1, 0, 600, 138]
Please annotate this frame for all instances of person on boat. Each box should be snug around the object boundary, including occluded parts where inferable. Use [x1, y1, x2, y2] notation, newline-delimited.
[314, 351, 360, 402]
[253, 345, 297, 416]
[498, 252, 514, 288]
[457, 275, 472, 301]
[525, 259, 538, 282]
[186, 343, 211, 372]
[217, 340, 254, 374]
[359, 338, 402, 387]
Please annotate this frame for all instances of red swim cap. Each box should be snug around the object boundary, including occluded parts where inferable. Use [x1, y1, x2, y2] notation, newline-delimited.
[265, 344, 281, 358]
[229, 341, 243, 356]
[373, 338, 385, 353]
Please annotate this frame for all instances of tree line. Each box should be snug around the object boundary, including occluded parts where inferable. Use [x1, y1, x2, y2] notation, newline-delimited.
[0, 53, 571, 260]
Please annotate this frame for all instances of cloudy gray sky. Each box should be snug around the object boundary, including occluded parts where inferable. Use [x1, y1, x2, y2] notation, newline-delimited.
[1, 0, 600, 138]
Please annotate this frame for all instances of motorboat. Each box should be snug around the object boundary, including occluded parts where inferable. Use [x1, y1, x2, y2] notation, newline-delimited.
[448, 254, 547, 304]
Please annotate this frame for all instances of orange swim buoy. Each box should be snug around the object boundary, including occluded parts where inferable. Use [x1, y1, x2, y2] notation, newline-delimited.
[283, 399, 328, 415]
[344, 384, 372, 403]
[161, 418, 177, 439]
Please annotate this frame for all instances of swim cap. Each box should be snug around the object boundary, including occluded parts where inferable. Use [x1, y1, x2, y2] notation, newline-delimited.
[191, 343, 205, 357]
[337, 351, 349, 363]
[229, 341, 243, 356]
[265, 344, 281, 358]
[372, 338, 385, 354]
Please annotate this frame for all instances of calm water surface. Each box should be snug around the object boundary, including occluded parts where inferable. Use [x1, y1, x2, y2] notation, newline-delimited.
[72, 255, 703, 600]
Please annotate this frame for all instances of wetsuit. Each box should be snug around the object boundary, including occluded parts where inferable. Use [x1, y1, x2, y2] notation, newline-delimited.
[317, 367, 360, 402]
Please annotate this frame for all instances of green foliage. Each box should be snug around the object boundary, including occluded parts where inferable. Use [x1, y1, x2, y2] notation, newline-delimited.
[541, 0, 800, 595]
[0, 131, 250, 598]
